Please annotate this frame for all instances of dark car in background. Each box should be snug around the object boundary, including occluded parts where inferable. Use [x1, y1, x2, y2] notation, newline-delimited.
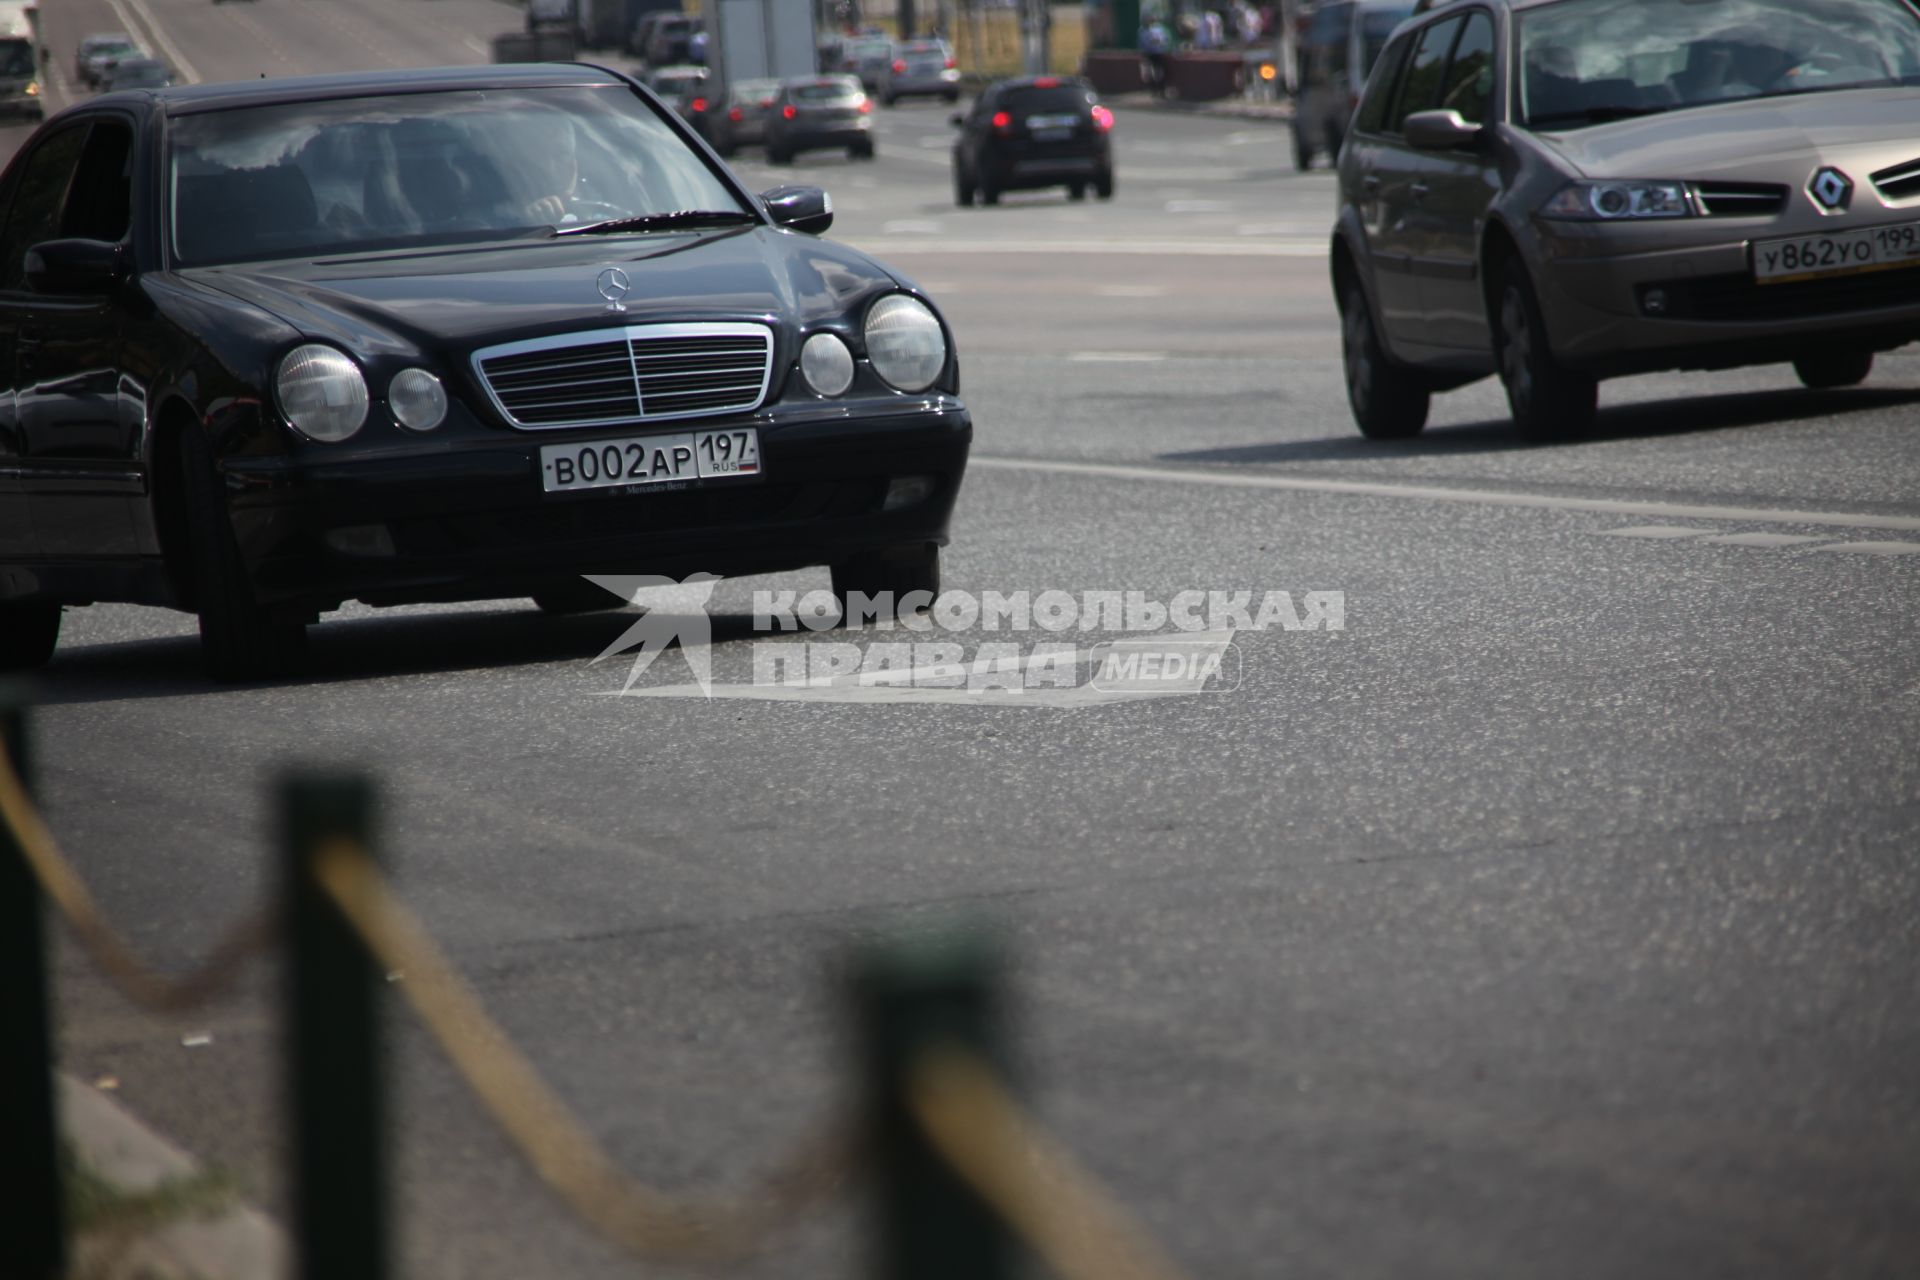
[75, 33, 142, 88]
[708, 76, 781, 156]
[1330, 0, 1920, 441]
[764, 75, 875, 162]
[0, 64, 969, 678]
[1292, 0, 1415, 169]
[0, 34, 41, 119]
[836, 35, 894, 92]
[643, 14, 700, 66]
[639, 63, 712, 132]
[876, 37, 961, 105]
[951, 75, 1113, 205]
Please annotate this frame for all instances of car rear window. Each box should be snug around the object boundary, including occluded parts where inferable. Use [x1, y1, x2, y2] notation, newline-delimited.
[793, 80, 860, 102]
[998, 86, 1092, 114]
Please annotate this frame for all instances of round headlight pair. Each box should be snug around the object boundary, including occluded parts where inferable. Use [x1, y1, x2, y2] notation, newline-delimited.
[276, 345, 446, 441]
[798, 295, 947, 398]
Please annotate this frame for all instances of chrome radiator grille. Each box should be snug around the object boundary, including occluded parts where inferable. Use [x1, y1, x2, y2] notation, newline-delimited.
[473, 323, 773, 429]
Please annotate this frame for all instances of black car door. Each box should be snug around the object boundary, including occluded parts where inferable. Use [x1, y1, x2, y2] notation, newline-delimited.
[1410, 9, 1500, 350]
[0, 122, 89, 563]
[8, 116, 140, 559]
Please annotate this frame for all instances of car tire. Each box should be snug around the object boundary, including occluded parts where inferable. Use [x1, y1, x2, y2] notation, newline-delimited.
[1292, 124, 1311, 171]
[944, 90, 959, 103]
[955, 167, 975, 206]
[981, 179, 1000, 205]
[1067, 181, 1086, 201]
[530, 581, 628, 615]
[767, 144, 791, 164]
[1493, 263, 1596, 441]
[1094, 169, 1114, 199]
[0, 600, 61, 670]
[830, 543, 940, 623]
[1340, 283, 1429, 439]
[181, 430, 307, 681]
[882, 93, 896, 107]
[1793, 350, 1873, 389]
[851, 141, 875, 160]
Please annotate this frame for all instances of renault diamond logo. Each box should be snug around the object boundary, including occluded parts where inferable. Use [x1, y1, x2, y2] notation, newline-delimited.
[1809, 167, 1853, 214]
[596, 267, 631, 312]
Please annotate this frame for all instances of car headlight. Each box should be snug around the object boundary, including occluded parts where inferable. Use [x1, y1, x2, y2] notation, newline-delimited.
[1541, 181, 1690, 220]
[863, 294, 946, 393]
[276, 344, 368, 443]
[800, 332, 854, 396]
[388, 368, 448, 431]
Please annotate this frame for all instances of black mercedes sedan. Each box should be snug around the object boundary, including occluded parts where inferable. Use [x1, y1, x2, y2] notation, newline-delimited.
[0, 64, 970, 679]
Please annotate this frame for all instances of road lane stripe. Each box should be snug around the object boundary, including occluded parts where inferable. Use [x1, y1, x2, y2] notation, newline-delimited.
[969, 456, 1920, 533]
[1809, 541, 1920, 555]
[104, 0, 202, 84]
[1599, 526, 1712, 539]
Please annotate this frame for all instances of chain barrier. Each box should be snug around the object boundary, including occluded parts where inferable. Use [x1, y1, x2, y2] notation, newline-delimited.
[0, 736, 272, 1014]
[3, 728, 1193, 1279]
[907, 1045, 1194, 1280]
[310, 837, 855, 1264]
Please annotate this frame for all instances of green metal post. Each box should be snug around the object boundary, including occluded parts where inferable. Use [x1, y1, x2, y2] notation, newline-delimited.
[0, 690, 65, 1280]
[282, 771, 386, 1280]
[854, 927, 1012, 1280]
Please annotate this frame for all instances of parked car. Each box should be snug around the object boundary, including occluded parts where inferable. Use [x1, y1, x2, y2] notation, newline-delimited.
[1292, 0, 1415, 170]
[628, 9, 671, 57]
[1330, 0, 1920, 441]
[0, 33, 40, 119]
[0, 64, 969, 677]
[75, 33, 141, 88]
[708, 77, 782, 156]
[836, 35, 894, 92]
[103, 58, 176, 91]
[951, 75, 1113, 206]
[643, 14, 699, 67]
[764, 75, 875, 163]
[876, 38, 961, 105]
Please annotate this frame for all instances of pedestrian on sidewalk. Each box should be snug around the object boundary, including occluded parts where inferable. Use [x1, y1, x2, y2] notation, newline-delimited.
[1140, 16, 1172, 98]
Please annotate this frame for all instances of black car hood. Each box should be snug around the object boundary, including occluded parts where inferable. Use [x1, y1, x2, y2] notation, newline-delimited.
[183, 227, 906, 360]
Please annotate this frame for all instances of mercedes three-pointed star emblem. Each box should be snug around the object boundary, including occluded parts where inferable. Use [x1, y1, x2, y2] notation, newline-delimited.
[596, 267, 631, 312]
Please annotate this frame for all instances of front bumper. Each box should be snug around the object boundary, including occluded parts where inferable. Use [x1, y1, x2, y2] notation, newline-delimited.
[223, 398, 971, 609]
[1532, 225, 1920, 375]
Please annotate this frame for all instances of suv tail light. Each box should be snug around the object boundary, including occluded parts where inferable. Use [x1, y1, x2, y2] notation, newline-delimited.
[1091, 104, 1113, 130]
[728, 106, 743, 122]
[944, 56, 956, 69]
[991, 110, 1012, 135]
[858, 98, 873, 113]
[782, 104, 797, 119]
[1034, 76, 1059, 88]
[691, 96, 708, 113]
[892, 59, 906, 73]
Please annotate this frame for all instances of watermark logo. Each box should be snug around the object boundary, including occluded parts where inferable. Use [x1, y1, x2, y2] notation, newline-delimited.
[585, 581, 1342, 706]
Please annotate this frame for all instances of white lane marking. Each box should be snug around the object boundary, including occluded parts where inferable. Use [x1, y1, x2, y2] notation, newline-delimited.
[882, 218, 945, 234]
[1702, 532, 1828, 547]
[104, 0, 201, 84]
[1069, 351, 1169, 362]
[1097, 284, 1167, 297]
[842, 237, 1325, 257]
[462, 36, 491, 56]
[1166, 199, 1231, 213]
[916, 134, 949, 148]
[1600, 526, 1713, 539]
[969, 456, 1920, 533]
[1810, 541, 1920, 556]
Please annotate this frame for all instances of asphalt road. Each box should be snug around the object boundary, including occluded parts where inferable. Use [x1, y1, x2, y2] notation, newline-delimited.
[17, 3, 1920, 1278]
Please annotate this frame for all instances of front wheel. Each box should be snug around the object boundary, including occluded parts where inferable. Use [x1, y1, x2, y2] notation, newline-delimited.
[1340, 283, 1429, 439]
[1793, 350, 1873, 389]
[0, 601, 60, 670]
[830, 544, 940, 624]
[181, 431, 307, 680]
[1493, 264, 1596, 441]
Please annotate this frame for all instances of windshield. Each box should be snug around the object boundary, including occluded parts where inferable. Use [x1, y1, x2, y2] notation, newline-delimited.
[167, 86, 746, 267]
[792, 79, 860, 102]
[0, 39, 32, 77]
[96, 40, 139, 59]
[1520, 0, 1920, 128]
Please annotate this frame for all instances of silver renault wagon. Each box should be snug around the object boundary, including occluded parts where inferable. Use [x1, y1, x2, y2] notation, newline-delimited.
[1330, 0, 1920, 439]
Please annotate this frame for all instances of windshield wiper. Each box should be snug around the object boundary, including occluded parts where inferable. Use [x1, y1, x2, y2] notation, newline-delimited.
[1528, 104, 1673, 128]
[552, 209, 757, 238]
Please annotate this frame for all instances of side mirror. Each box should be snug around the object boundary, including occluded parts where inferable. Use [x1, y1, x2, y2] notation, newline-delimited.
[760, 185, 834, 235]
[25, 239, 126, 295]
[1403, 108, 1484, 151]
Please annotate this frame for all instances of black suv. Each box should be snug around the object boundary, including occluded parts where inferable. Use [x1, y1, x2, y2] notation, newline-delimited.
[951, 76, 1114, 206]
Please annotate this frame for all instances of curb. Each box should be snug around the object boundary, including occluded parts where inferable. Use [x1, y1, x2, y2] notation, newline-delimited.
[1103, 90, 1292, 122]
[59, 1074, 288, 1280]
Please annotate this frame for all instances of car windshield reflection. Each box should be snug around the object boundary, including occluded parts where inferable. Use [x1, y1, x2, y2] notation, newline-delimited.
[166, 86, 749, 267]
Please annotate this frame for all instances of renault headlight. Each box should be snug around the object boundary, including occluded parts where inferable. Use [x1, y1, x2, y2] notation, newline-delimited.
[1542, 181, 1690, 220]
[388, 368, 448, 432]
[277, 345, 369, 442]
[800, 332, 855, 396]
[863, 294, 946, 393]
